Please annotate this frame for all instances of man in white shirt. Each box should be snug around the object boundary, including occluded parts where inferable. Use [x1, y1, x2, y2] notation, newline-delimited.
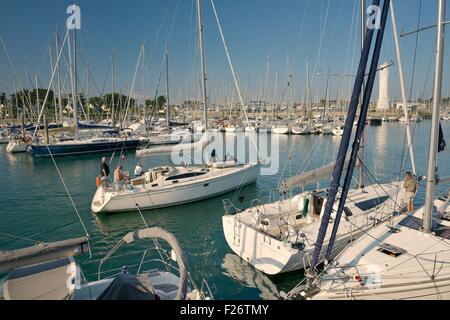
[134, 163, 143, 177]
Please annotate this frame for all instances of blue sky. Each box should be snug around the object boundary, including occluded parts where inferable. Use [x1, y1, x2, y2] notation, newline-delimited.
[0, 0, 447, 104]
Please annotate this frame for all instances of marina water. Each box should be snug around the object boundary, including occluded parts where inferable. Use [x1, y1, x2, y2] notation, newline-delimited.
[1, 121, 448, 299]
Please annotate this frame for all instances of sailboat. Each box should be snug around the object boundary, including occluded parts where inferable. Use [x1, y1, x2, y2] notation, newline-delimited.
[223, 0, 408, 276]
[30, 6, 143, 157]
[92, 0, 260, 213]
[222, 158, 405, 275]
[292, 63, 316, 135]
[0, 227, 210, 300]
[292, 0, 450, 301]
[332, 126, 344, 136]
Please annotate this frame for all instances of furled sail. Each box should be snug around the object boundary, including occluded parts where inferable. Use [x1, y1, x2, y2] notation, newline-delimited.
[279, 153, 357, 192]
[0, 237, 89, 272]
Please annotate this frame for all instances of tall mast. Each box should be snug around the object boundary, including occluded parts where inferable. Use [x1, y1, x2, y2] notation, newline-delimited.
[197, 0, 208, 131]
[142, 46, 147, 135]
[112, 51, 116, 129]
[287, 53, 292, 124]
[56, 33, 63, 125]
[166, 44, 170, 131]
[71, 17, 78, 139]
[49, 44, 57, 122]
[424, 0, 446, 231]
[306, 61, 311, 122]
[358, 0, 366, 188]
[35, 75, 40, 118]
[390, 1, 417, 175]
[86, 64, 90, 121]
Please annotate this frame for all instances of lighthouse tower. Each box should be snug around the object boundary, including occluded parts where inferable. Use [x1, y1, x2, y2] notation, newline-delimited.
[377, 62, 390, 110]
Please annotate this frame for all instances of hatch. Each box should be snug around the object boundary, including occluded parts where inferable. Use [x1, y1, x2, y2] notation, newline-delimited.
[377, 244, 407, 257]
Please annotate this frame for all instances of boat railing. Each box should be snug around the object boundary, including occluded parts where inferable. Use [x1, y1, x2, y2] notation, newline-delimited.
[199, 279, 214, 300]
[223, 199, 241, 216]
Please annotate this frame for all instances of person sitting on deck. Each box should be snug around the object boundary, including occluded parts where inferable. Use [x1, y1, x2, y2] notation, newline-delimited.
[114, 165, 125, 191]
[134, 163, 143, 177]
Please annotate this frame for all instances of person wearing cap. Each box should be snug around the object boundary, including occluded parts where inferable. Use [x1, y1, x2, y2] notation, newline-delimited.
[404, 171, 418, 214]
[100, 157, 110, 181]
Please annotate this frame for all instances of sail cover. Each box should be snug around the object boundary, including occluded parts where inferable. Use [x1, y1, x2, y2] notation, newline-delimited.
[279, 153, 356, 192]
[0, 237, 89, 272]
[97, 274, 157, 300]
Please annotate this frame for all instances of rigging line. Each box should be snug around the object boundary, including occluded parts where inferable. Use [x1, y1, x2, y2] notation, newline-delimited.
[0, 36, 33, 108]
[144, 0, 171, 69]
[78, 52, 106, 98]
[321, 0, 346, 68]
[46, 146, 89, 238]
[292, 0, 311, 70]
[0, 221, 78, 247]
[0, 232, 42, 245]
[167, 0, 180, 45]
[32, 28, 70, 141]
[311, 0, 331, 85]
[359, 159, 405, 212]
[408, 0, 423, 102]
[121, 45, 144, 128]
[210, 0, 258, 155]
[342, 212, 450, 264]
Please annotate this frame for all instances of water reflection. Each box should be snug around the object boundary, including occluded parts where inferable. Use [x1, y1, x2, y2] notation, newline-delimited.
[222, 253, 280, 300]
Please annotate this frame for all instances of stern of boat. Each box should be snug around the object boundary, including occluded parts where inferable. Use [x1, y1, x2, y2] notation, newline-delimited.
[91, 185, 112, 214]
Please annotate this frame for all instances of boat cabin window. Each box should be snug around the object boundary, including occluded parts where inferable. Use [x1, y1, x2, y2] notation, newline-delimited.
[354, 196, 390, 212]
[165, 171, 207, 181]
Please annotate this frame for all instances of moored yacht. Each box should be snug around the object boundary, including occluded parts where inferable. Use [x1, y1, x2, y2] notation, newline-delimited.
[92, 161, 260, 213]
[0, 228, 211, 300]
[223, 172, 404, 275]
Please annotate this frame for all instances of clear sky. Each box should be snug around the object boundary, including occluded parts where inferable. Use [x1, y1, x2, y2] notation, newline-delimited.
[0, 0, 448, 104]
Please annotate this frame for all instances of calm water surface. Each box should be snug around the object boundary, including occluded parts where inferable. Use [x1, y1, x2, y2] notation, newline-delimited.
[0, 122, 449, 299]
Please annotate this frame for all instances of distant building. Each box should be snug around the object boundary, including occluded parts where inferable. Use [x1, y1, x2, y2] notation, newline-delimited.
[377, 62, 391, 110]
[392, 102, 424, 113]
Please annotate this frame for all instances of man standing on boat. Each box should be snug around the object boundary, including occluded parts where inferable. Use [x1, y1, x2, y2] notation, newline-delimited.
[100, 157, 110, 180]
[404, 171, 418, 214]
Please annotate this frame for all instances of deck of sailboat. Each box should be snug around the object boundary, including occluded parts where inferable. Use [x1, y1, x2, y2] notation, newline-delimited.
[314, 196, 450, 300]
[234, 182, 404, 242]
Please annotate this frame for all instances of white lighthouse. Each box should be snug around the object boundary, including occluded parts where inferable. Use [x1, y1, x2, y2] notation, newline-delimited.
[377, 62, 390, 110]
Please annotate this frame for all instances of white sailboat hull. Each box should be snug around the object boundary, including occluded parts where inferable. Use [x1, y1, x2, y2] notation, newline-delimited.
[272, 127, 290, 135]
[222, 182, 404, 275]
[223, 214, 358, 275]
[92, 163, 260, 213]
[6, 141, 29, 153]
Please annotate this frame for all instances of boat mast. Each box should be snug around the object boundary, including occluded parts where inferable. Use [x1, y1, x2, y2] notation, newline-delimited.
[424, 0, 446, 231]
[390, 1, 417, 175]
[358, 0, 366, 189]
[56, 33, 63, 125]
[71, 12, 78, 139]
[142, 45, 147, 135]
[306, 61, 311, 125]
[197, 0, 208, 131]
[112, 51, 116, 130]
[287, 53, 292, 125]
[166, 44, 170, 131]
